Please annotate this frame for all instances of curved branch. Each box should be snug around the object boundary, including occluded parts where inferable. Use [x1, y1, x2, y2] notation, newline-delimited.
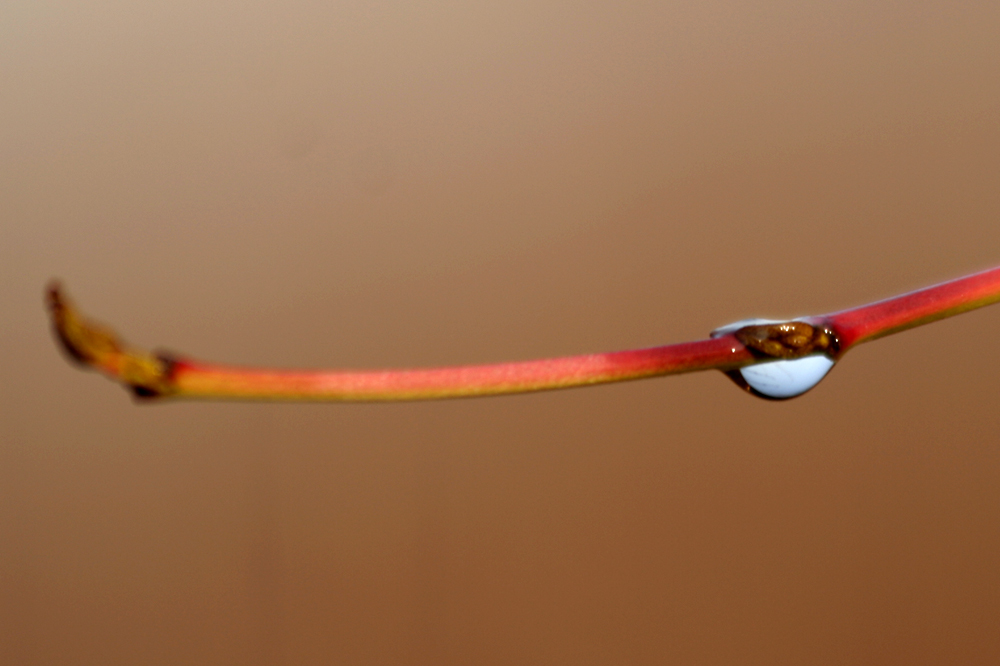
[46, 265, 1000, 402]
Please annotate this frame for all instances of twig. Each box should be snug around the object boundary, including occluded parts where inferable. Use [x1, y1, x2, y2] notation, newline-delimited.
[46, 265, 1000, 402]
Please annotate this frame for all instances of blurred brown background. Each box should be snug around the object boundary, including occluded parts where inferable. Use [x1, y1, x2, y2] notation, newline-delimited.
[2, 1, 1000, 664]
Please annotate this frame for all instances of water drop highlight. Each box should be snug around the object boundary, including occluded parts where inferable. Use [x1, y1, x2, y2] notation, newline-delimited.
[712, 318, 837, 400]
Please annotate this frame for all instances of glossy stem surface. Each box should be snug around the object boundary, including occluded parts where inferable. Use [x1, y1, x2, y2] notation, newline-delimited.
[47, 264, 1000, 402]
[171, 338, 752, 401]
[817, 264, 1000, 352]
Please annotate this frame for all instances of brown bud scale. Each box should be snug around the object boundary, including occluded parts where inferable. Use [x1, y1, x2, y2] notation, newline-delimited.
[734, 321, 840, 360]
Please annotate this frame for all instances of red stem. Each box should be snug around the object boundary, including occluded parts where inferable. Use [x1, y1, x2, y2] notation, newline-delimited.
[818, 265, 1000, 351]
[47, 264, 1000, 402]
[171, 337, 752, 401]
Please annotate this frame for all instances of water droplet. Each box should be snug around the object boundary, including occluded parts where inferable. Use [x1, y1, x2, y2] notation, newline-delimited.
[732, 355, 835, 399]
[711, 318, 836, 400]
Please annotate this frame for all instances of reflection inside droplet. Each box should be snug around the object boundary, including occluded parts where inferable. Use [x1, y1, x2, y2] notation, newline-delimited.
[711, 318, 836, 400]
[732, 355, 835, 399]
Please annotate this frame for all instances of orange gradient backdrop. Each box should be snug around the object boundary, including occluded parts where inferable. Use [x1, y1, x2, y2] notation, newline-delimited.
[2, 2, 1000, 664]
